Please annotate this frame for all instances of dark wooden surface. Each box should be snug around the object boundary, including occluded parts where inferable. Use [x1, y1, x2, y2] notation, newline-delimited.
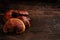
[0, 3, 60, 40]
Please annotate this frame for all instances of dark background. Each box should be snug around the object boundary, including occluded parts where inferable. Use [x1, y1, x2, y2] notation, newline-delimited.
[0, 0, 60, 40]
[0, 0, 60, 12]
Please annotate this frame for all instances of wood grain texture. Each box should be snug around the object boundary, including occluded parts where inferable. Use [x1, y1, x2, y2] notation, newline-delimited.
[0, 3, 60, 40]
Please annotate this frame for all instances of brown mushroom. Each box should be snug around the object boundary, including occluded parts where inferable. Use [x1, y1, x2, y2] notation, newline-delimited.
[3, 18, 25, 34]
[5, 10, 31, 28]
